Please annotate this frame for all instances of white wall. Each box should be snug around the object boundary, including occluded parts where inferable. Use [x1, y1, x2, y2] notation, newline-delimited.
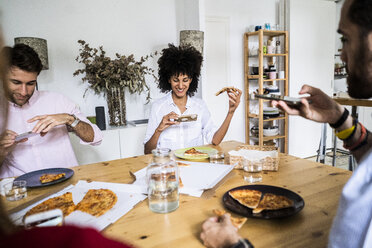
[286, 0, 335, 158]
[0, 0, 179, 125]
[203, 0, 279, 143]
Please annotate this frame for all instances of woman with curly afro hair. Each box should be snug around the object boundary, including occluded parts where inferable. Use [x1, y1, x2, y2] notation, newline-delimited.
[144, 44, 241, 154]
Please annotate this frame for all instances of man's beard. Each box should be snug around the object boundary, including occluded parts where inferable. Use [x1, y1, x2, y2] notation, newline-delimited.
[347, 36, 372, 99]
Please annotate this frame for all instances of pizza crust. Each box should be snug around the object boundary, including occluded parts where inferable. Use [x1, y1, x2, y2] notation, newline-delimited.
[215, 86, 239, 96]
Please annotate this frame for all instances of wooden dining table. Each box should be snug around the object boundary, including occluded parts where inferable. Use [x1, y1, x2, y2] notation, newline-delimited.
[3, 141, 352, 248]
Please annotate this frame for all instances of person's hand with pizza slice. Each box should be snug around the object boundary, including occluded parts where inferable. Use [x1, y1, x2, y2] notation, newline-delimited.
[200, 214, 242, 248]
[227, 88, 242, 114]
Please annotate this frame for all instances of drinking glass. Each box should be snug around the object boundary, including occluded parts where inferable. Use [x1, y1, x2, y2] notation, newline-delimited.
[243, 158, 263, 183]
[209, 151, 225, 164]
[4, 180, 27, 201]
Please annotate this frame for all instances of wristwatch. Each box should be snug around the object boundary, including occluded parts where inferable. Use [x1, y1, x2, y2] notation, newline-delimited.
[69, 114, 80, 128]
[231, 238, 254, 248]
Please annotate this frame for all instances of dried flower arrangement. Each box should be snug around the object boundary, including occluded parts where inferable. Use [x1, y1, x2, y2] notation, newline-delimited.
[73, 40, 157, 102]
[73, 40, 157, 126]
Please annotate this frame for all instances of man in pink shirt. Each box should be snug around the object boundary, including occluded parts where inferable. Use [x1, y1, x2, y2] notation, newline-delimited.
[0, 44, 103, 178]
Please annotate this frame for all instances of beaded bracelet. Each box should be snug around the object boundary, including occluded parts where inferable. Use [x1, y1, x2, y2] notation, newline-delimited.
[344, 123, 367, 150]
[351, 130, 369, 152]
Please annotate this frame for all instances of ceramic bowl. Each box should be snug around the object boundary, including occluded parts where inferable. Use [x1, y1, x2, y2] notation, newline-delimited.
[263, 126, 279, 136]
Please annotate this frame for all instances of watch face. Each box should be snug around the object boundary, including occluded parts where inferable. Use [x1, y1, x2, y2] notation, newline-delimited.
[70, 115, 80, 128]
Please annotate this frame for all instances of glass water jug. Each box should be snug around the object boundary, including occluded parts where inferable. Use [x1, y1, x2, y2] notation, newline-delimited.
[146, 148, 179, 213]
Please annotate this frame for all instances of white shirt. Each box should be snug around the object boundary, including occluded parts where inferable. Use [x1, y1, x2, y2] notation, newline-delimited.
[328, 149, 372, 248]
[144, 93, 217, 150]
[1, 90, 103, 178]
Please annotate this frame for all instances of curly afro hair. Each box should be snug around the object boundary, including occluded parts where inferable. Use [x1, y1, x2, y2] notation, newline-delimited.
[157, 44, 203, 97]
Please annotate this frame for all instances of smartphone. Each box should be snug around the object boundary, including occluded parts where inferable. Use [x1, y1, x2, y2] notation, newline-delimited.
[255, 94, 304, 107]
[24, 209, 64, 228]
[15, 131, 38, 142]
[172, 114, 198, 122]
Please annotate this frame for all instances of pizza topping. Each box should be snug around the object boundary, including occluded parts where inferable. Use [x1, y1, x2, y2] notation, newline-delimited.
[252, 193, 293, 213]
[229, 189, 262, 209]
[25, 192, 75, 218]
[213, 209, 247, 229]
[184, 148, 208, 156]
[40, 173, 66, 184]
[75, 189, 118, 217]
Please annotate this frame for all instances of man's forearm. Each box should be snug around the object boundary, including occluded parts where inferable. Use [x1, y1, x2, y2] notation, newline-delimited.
[72, 121, 95, 142]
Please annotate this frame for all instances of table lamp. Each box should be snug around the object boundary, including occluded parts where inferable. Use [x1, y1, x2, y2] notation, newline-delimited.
[14, 37, 49, 70]
[180, 30, 204, 55]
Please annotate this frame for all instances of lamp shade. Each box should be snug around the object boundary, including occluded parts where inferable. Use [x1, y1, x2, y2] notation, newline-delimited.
[14, 37, 49, 70]
[180, 30, 204, 55]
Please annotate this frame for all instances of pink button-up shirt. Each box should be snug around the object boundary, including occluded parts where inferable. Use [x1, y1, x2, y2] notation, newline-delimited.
[1, 90, 103, 178]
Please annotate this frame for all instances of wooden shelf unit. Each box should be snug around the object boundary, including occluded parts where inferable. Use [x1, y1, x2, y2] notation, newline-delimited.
[244, 29, 289, 153]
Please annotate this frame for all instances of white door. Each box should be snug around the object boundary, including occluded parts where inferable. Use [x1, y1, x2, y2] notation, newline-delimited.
[204, 16, 232, 140]
[286, 0, 336, 158]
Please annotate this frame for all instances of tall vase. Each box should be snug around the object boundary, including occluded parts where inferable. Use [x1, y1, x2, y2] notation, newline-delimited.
[106, 87, 126, 126]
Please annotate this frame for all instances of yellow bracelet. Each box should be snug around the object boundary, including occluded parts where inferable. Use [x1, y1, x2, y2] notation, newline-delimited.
[336, 125, 356, 140]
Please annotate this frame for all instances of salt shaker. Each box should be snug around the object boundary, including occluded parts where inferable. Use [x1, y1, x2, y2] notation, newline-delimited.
[146, 148, 179, 213]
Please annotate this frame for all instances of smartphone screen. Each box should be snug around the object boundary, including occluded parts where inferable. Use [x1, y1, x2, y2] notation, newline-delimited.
[255, 94, 302, 107]
[15, 131, 38, 142]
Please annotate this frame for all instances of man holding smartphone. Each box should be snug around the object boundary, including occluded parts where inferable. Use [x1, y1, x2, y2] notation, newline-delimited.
[201, 0, 372, 247]
[0, 44, 103, 178]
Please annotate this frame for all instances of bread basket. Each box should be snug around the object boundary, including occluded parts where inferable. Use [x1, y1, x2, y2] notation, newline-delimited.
[228, 145, 279, 171]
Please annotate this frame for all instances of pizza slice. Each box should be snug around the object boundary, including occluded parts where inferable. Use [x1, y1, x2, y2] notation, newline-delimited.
[215, 86, 240, 96]
[228, 189, 262, 209]
[75, 189, 118, 217]
[40, 173, 66, 184]
[25, 192, 75, 218]
[252, 193, 294, 214]
[184, 148, 208, 157]
[177, 161, 190, 167]
[213, 209, 247, 229]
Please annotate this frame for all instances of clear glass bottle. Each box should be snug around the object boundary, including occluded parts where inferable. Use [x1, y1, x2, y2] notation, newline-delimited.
[146, 148, 179, 213]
